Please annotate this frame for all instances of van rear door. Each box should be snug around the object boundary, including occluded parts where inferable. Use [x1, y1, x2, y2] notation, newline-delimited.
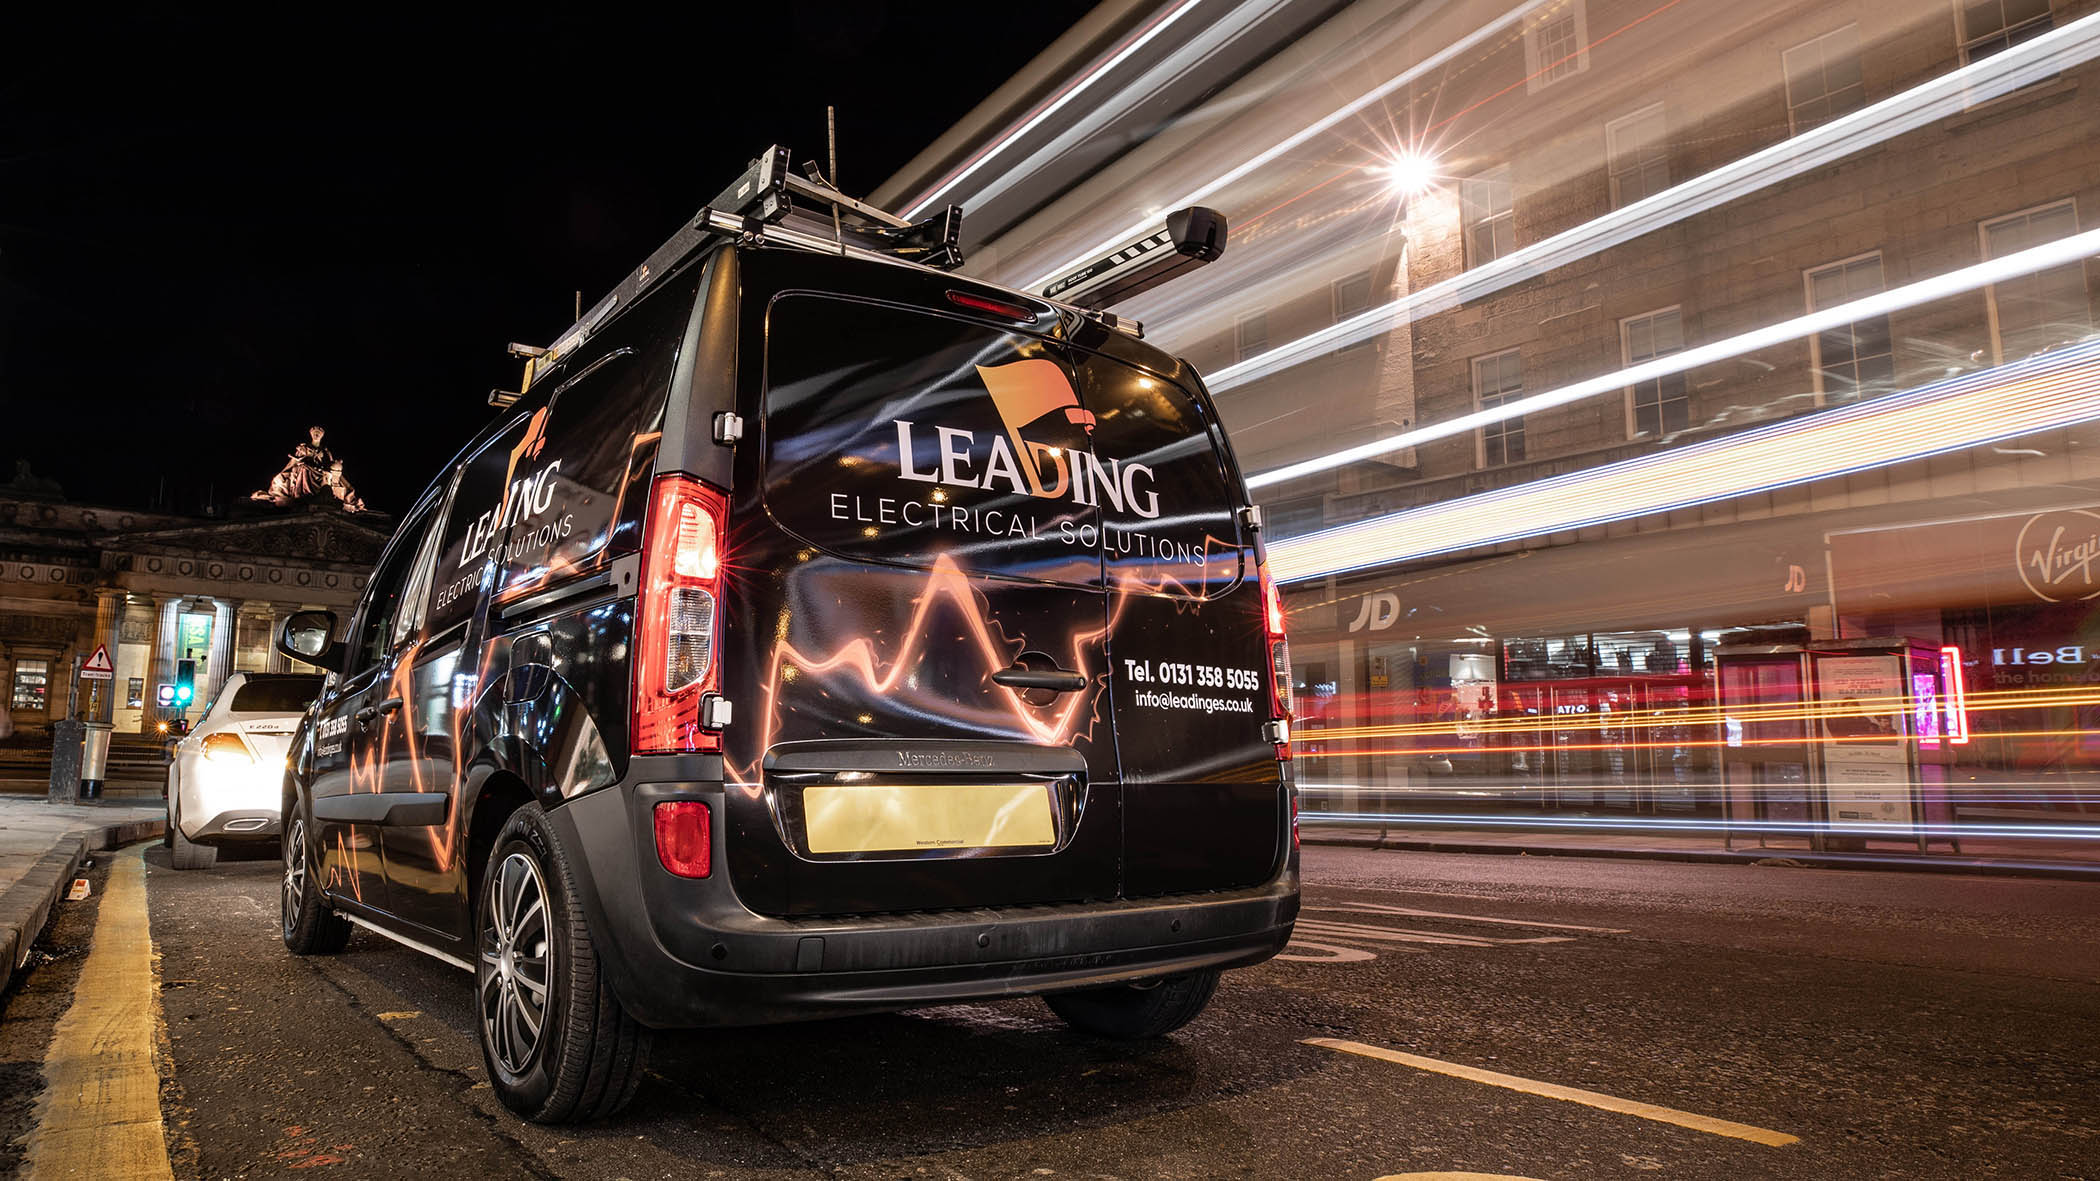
[1074, 358, 1282, 895]
[724, 270, 1122, 915]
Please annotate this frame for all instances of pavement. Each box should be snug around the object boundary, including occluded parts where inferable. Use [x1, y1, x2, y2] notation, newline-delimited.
[21, 843, 2090, 1178]
[0, 793, 165, 998]
[1303, 820, 2100, 879]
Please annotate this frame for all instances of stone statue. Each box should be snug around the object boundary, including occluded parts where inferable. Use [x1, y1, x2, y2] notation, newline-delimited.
[250, 425, 368, 513]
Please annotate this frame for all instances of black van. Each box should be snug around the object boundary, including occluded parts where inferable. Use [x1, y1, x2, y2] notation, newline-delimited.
[274, 149, 1299, 1123]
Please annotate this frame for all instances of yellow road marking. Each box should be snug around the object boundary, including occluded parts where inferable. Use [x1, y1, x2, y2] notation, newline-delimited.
[1305, 1038, 1799, 1148]
[26, 843, 175, 1180]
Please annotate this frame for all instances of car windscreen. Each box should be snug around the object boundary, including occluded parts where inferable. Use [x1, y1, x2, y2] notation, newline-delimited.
[229, 676, 325, 713]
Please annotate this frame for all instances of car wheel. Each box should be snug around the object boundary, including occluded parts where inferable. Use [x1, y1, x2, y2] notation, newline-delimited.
[1043, 970, 1221, 1039]
[168, 783, 218, 871]
[281, 812, 352, 954]
[161, 769, 174, 849]
[476, 803, 651, 1124]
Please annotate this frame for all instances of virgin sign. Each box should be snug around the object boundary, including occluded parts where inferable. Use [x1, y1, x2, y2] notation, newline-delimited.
[2015, 509, 2100, 602]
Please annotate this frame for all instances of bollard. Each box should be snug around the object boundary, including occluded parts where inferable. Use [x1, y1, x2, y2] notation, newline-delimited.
[79, 720, 113, 801]
[47, 718, 86, 804]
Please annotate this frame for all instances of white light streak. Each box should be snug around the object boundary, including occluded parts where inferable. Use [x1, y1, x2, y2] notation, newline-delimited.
[1249, 226, 2100, 494]
[1267, 332, 2100, 584]
[902, 0, 1209, 220]
[1214, 9, 2100, 396]
[1012, 0, 1555, 291]
[1295, 809, 2100, 843]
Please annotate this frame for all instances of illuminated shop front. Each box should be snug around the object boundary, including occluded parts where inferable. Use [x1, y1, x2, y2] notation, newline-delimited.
[1279, 428, 2100, 834]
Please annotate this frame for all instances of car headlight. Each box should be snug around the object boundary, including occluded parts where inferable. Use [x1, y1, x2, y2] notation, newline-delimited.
[202, 733, 254, 765]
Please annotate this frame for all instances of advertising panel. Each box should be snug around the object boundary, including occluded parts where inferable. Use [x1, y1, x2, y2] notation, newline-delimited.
[1814, 653, 1914, 830]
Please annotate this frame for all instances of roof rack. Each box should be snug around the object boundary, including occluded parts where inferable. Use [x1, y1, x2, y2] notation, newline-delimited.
[494, 147, 1227, 405]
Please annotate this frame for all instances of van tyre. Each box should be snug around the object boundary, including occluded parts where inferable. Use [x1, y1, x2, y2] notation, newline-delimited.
[168, 784, 217, 871]
[1044, 969, 1221, 1039]
[281, 812, 351, 954]
[476, 803, 651, 1124]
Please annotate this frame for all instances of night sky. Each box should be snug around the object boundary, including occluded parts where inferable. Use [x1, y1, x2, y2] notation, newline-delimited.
[2, 3, 1089, 521]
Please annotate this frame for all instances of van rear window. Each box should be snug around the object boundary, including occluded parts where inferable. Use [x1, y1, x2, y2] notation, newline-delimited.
[762, 295, 1244, 594]
[762, 296, 1102, 587]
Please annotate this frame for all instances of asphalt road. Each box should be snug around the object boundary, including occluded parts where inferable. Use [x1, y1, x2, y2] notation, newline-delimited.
[26, 844, 2100, 1178]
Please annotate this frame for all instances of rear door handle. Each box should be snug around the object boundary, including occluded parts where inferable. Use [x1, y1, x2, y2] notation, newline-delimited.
[992, 667, 1087, 693]
[356, 697, 405, 729]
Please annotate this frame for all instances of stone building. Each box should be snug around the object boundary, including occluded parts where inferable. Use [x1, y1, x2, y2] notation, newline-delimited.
[0, 494, 386, 735]
[878, 0, 2100, 829]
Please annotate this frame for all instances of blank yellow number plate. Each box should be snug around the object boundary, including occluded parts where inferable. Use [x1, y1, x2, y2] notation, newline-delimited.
[802, 782, 1057, 854]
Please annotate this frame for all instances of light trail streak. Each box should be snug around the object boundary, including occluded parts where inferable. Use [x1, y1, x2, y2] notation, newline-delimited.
[1012, 0, 1558, 291]
[1266, 322, 2100, 581]
[1297, 728, 2100, 759]
[1299, 685, 2099, 742]
[1214, 10, 2100, 400]
[1293, 810, 2100, 843]
[901, 0, 1210, 219]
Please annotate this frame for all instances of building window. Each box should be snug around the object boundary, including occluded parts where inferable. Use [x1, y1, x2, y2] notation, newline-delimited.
[1524, 1, 1590, 92]
[1235, 311, 1269, 363]
[1959, 0, 2053, 64]
[1606, 105, 1670, 209]
[10, 659, 50, 711]
[1805, 253, 1894, 399]
[1783, 26, 1866, 132]
[1623, 307, 1688, 438]
[1473, 349, 1526, 467]
[1332, 271, 1376, 353]
[1461, 167, 1516, 267]
[1981, 201, 2091, 363]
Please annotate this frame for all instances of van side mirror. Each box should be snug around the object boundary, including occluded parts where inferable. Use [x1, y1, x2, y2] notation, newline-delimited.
[277, 610, 344, 673]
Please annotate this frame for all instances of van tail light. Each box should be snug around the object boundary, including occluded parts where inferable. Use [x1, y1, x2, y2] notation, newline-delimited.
[634, 473, 729, 755]
[653, 801, 712, 878]
[1259, 563, 1293, 761]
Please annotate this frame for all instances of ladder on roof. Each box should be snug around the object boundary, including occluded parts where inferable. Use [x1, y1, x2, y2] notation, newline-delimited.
[496, 145, 1227, 404]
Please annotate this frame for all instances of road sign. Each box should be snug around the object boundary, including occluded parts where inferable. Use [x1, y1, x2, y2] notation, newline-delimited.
[80, 644, 115, 681]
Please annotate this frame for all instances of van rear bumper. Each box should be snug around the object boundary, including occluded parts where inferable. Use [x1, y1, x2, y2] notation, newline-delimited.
[547, 776, 1299, 1029]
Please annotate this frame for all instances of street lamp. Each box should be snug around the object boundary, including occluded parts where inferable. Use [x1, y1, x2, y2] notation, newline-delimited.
[1381, 151, 1439, 199]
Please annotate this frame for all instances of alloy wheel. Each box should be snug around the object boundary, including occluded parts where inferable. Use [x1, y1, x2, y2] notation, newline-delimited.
[281, 817, 307, 938]
[479, 851, 554, 1077]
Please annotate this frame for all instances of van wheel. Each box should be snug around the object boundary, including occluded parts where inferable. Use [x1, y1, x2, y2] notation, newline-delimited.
[169, 787, 217, 871]
[476, 804, 651, 1124]
[1044, 970, 1221, 1039]
[281, 814, 352, 954]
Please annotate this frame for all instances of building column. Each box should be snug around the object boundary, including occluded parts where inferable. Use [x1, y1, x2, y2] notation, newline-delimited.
[90, 588, 123, 724]
[142, 595, 178, 732]
[206, 598, 237, 708]
[235, 602, 276, 673]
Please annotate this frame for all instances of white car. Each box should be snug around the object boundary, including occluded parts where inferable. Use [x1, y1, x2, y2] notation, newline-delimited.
[165, 671, 326, 869]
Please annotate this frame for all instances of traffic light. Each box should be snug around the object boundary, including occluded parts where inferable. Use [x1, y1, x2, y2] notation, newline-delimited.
[174, 659, 196, 707]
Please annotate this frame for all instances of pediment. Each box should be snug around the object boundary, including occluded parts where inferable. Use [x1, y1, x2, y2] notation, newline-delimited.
[106, 510, 393, 566]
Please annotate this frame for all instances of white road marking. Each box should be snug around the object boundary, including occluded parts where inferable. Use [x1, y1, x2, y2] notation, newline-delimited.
[1307, 902, 1631, 934]
[1307, 1037, 1799, 1147]
[1281, 899, 1629, 964]
[1274, 940, 1383, 963]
